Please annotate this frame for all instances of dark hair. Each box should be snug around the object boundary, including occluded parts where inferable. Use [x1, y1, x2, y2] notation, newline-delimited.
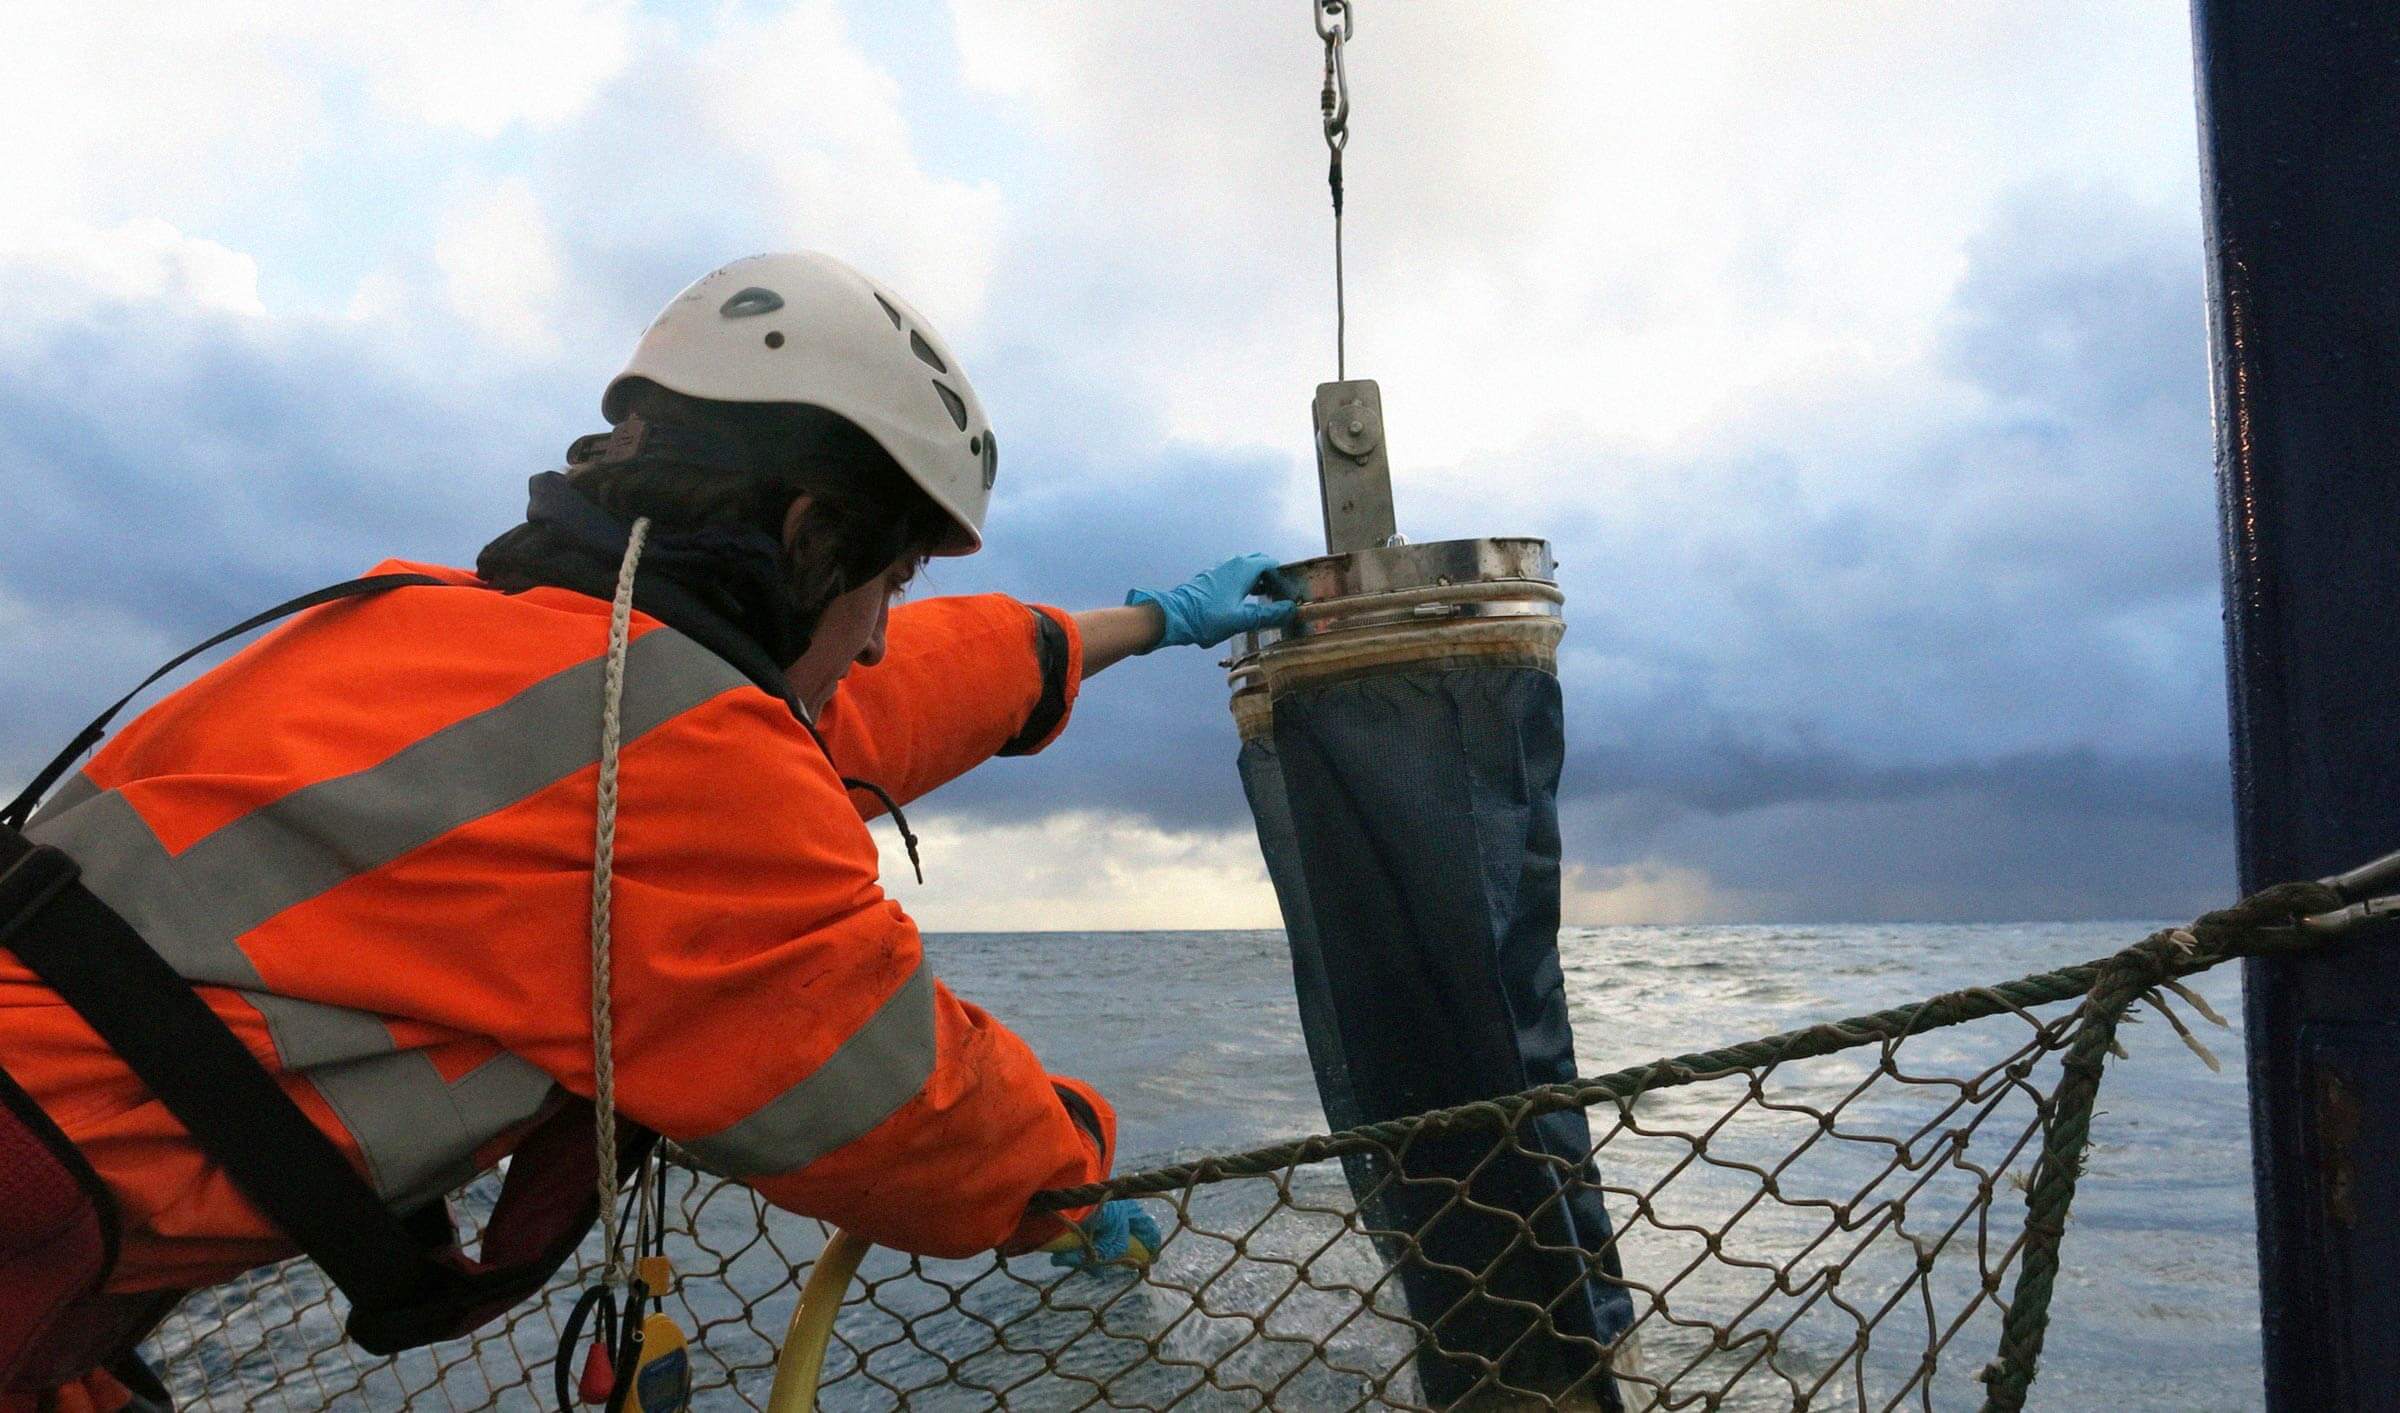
[568, 379, 952, 649]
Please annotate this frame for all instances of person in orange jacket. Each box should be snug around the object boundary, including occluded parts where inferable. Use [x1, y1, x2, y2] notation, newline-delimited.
[0, 252, 1293, 1410]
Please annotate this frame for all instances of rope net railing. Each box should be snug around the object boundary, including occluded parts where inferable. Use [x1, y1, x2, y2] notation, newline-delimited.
[143, 887, 2335, 1411]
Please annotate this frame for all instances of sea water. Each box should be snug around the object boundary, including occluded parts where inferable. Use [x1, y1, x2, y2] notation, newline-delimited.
[918, 922, 2259, 1411]
[160, 921, 2259, 1410]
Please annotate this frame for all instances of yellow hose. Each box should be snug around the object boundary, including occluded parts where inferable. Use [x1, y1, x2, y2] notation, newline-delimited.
[762, 1218, 1145, 1410]
[763, 1228, 874, 1413]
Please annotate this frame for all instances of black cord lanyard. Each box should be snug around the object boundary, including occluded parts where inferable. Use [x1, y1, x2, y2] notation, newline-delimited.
[1, 574, 448, 829]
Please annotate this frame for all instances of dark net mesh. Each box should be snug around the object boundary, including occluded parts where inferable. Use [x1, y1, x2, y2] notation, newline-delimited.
[143, 906, 2296, 1411]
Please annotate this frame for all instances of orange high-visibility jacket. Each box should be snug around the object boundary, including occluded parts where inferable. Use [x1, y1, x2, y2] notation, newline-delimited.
[0, 562, 1113, 1294]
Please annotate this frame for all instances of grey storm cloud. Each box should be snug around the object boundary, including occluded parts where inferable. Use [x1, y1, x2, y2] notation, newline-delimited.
[1567, 780, 2230, 924]
[0, 183, 2240, 922]
[885, 179, 2240, 926]
[1532, 186, 2235, 919]
[879, 347, 1305, 832]
[1572, 735, 2225, 825]
[0, 294, 583, 782]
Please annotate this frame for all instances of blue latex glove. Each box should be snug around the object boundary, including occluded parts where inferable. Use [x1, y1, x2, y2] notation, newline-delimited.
[1045, 1199, 1164, 1271]
[1126, 552, 1298, 652]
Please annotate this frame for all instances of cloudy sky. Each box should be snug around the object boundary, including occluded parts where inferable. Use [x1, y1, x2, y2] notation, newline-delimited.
[0, 1, 2231, 927]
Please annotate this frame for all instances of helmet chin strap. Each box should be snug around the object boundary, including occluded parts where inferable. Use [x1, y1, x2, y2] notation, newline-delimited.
[565, 414, 753, 475]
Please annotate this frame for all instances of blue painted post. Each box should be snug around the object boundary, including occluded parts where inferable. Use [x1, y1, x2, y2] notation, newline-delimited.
[2193, 2, 2400, 1405]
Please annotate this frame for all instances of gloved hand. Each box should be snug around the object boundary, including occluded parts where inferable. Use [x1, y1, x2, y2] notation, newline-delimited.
[1126, 552, 1298, 652]
[1043, 1199, 1163, 1271]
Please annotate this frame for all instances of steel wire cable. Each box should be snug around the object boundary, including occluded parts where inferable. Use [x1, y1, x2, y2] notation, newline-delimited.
[1318, 0, 1351, 379]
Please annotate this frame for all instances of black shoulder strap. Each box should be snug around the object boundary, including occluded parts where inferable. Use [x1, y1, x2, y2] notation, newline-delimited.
[0, 570, 632, 1352]
[0, 832, 442, 1311]
[1, 573, 447, 829]
[0, 831, 632, 1352]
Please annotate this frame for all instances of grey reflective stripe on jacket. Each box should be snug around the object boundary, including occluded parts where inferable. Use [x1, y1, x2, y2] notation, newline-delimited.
[19, 624, 928, 1212]
[678, 966, 939, 1178]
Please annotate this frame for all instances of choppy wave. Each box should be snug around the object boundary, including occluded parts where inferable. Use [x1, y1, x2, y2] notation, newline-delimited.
[923, 922, 2256, 1410]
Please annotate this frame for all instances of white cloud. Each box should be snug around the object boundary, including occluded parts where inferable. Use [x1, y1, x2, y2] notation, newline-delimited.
[0, 0, 997, 378]
[436, 180, 567, 352]
[948, 0, 2200, 498]
[668, 2, 1006, 334]
[0, 7, 326, 240]
[0, 2, 634, 246]
[393, 0, 1013, 359]
[351, 0, 637, 138]
[1563, 861, 1745, 926]
[0, 1, 2233, 926]
[0, 217, 264, 321]
[870, 812, 1281, 932]
[884, 820, 1762, 930]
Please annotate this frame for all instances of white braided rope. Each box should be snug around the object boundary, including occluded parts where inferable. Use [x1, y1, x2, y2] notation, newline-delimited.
[591, 516, 650, 1286]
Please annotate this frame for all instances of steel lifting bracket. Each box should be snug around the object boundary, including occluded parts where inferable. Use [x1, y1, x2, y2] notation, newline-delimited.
[2304, 843, 2400, 934]
[1313, 379, 1398, 555]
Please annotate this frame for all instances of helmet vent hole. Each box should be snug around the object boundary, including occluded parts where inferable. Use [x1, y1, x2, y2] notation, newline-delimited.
[719, 286, 784, 318]
[932, 380, 969, 431]
[969, 434, 982, 455]
[982, 431, 998, 489]
[909, 330, 948, 374]
[764, 330, 785, 349]
[873, 293, 904, 331]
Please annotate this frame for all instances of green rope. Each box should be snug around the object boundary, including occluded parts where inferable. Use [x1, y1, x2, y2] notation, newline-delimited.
[1976, 878, 2341, 1411]
[1038, 888, 2330, 1212]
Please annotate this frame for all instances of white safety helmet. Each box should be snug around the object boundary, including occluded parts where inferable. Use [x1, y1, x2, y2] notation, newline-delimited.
[603, 252, 995, 555]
